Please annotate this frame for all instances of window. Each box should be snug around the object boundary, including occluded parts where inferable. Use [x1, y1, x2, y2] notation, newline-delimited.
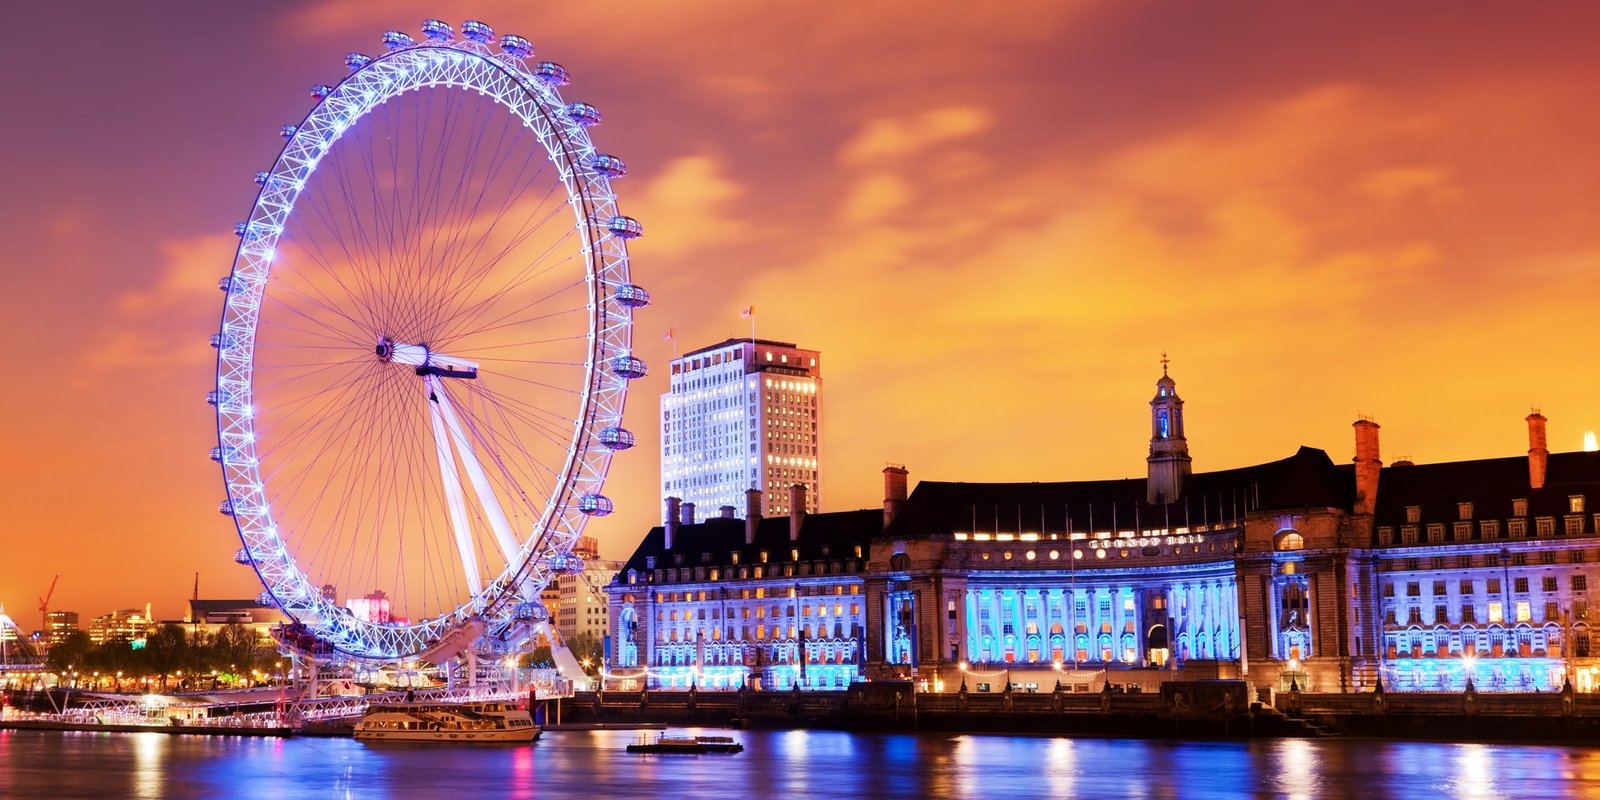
[1488, 579, 1502, 594]
[1513, 553, 1528, 566]
[1406, 506, 1422, 523]
[1542, 552, 1558, 565]
[1574, 496, 1588, 514]
[1459, 502, 1474, 520]
[1513, 499, 1529, 517]
[1481, 520, 1501, 539]
[1537, 518, 1556, 537]
[1383, 583, 1395, 598]
[1546, 602, 1561, 621]
[1567, 517, 1585, 536]
[1575, 575, 1589, 592]
[1408, 608, 1423, 625]
[1462, 605, 1477, 623]
[1451, 523, 1470, 542]
[1384, 609, 1397, 625]
[1276, 531, 1304, 551]
[1434, 604, 1450, 624]
[1407, 582, 1420, 597]
[1544, 577, 1559, 592]
[1378, 526, 1394, 545]
[1514, 577, 1529, 594]
[1405, 558, 1420, 571]
[1432, 581, 1447, 596]
[1489, 602, 1504, 623]
[1460, 580, 1474, 594]
[1458, 556, 1473, 569]
[1430, 524, 1447, 542]
[1510, 520, 1528, 538]
[1516, 601, 1531, 622]
[1402, 526, 1419, 545]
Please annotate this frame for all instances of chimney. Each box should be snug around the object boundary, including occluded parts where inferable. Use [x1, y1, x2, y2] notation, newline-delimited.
[744, 488, 763, 545]
[1528, 411, 1549, 490]
[681, 502, 696, 526]
[664, 496, 681, 550]
[719, 505, 736, 519]
[883, 465, 909, 530]
[789, 483, 807, 541]
[1353, 419, 1382, 516]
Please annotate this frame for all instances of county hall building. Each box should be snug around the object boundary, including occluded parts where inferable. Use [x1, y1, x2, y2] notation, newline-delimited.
[606, 364, 1600, 695]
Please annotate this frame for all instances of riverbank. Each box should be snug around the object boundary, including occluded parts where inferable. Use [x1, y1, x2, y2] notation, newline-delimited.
[563, 682, 1600, 745]
[0, 717, 288, 737]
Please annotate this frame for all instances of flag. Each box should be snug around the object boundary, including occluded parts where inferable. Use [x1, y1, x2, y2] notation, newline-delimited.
[663, 327, 674, 341]
[739, 306, 754, 318]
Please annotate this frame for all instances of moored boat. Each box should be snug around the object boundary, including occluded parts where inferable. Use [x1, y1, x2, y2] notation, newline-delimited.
[354, 701, 540, 743]
[626, 732, 744, 754]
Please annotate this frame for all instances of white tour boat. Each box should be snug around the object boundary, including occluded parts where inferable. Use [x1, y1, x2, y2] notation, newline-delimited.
[354, 701, 541, 743]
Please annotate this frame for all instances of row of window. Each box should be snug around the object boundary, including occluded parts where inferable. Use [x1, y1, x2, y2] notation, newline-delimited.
[1383, 599, 1585, 626]
[1384, 549, 1588, 571]
[660, 602, 862, 621]
[1384, 575, 1587, 597]
[1380, 514, 1596, 545]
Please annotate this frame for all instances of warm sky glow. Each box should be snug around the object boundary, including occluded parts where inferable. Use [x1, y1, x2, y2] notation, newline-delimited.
[2, 2, 1598, 624]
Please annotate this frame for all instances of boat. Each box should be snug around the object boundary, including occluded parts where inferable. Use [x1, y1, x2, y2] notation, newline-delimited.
[626, 732, 744, 754]
[353, 701, 541, 743]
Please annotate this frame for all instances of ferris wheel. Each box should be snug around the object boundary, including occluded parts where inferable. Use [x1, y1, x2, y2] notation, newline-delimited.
[209, 19, 648, 662]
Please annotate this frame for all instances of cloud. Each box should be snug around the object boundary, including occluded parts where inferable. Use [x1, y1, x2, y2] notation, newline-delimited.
[624, 154, 746, 260]
[841, 107, 995, 166]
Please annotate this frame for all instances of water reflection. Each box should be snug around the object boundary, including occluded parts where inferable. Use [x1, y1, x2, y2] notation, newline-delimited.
[5, 729, 1600, 799]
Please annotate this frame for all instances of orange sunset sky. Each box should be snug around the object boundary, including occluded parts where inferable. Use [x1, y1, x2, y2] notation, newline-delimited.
[1, 1, 1598, 625]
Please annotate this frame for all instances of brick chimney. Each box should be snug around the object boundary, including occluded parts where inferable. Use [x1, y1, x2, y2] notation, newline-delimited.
[789, 483, 807, 541]
[1528, 411, 1549, 490]
[719, 505, 736, 519]
[664, 496, 681, 550]
[744, 488, 762, 545]
[681, 502, 696, 526]
[1353, 419, 1382, 516]
[883, 465, 909, 530]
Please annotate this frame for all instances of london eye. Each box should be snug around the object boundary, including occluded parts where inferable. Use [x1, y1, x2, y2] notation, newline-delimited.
[210, 19, 647, 663]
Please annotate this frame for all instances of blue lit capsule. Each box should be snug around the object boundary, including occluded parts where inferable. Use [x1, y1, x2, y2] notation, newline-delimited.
[382, 30, 415, 50]
[280, 124, 298, 140]
[218, 276, 236, 293]
[598, 426, 637, 450]
[254, 171, 270, 186]
[534, 61, 570, 86]
[210, 332, 236, 350]
[310, 85, 333, 100]
[346, 52, 371, 70]
[206, 389, 232, 407]
[566, 102, 601, 127]
[421, 19, 454, 41]
[499, 34, 532, 58]
[233, 548, 253, 565]
[609, 354, 647, 379]
[256, 591, 277, 607]
[219, 499, 236, 516]
[607, 216, 644, 239]
[612, 284, 650, 308]
[577, 494, 614, 516]
[461, 20, 494, 43]
[588, 154, 627, 178]
[512, 602, 548, 621]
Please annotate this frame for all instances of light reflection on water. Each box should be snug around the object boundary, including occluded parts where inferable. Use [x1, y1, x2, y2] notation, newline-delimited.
[6, 727, 1600, 799]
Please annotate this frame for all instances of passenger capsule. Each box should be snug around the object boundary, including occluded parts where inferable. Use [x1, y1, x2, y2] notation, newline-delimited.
[461, 20, 494, 43]
[597, 426, 637, 450]
[346, 52, 372, 70]
[499, 34, 532, 58]
[577, 494, 614, 516]
[421, 19, 454, 41]
[310, 84, 333, 100]
[382, 30, 415, 50]
[256, 591, 277, 608]
[588, 154, 627, 178]
[512, 602, 548, 621]
[566, 102, 601, 127]
[533, 61, 570, 86]
[609, 354, 647, 379]
[606, 216, 643, 239]
[612, 284, 650, 308]
[280, 124, 298, 140]
[254, 171, 271, 186]
[210, 332, 236, 350]
[206, 389, 232, 407]
[219, 499, 236, 516]
[233, 547, 253, 566]
[218, 276, 237, 293]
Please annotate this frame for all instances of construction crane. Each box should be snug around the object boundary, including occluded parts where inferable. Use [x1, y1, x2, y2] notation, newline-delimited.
[38, 573, 60, 639]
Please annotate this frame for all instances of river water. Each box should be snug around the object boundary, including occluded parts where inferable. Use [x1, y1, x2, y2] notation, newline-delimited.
[4, 727, 1600, 799]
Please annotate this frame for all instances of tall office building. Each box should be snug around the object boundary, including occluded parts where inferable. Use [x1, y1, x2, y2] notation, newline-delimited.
[662, 338, 821, 518]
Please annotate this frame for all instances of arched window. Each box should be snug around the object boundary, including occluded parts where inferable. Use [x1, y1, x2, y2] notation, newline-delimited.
[1275, 530, 1305, 551]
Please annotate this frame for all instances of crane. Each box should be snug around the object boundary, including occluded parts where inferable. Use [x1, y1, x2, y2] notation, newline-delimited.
[39, 573, 60, 639]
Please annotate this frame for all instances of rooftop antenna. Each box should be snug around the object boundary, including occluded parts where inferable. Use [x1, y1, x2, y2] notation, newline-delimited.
[1160, 351, 1170, 377]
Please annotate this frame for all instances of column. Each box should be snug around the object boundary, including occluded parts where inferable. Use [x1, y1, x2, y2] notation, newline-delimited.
[965, 589, 979, 661]
[990, 590, 1003, 662]
[1012, 589, 1025, 661]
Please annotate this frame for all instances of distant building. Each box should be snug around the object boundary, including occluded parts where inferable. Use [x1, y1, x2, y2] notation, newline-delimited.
[662, 338, 821, 519]
[181, 599, 288, 646]
[557, 536, 622, 645]
[345, 590, 395, 624]
[45, 610, 80, 646]
[89, 606, 155, 645]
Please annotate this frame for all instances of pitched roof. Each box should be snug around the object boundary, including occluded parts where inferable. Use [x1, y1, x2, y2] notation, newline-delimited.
[884, 446, 1354, 539]
[1372, 450, 1600, 528]
[615, 509, 882, 580]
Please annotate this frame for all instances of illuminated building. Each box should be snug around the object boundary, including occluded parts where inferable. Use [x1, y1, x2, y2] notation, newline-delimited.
[180, 598, 288, 645]
[556, 536, 621, 644]
[88, 606, 155, 645]
[45, 610, 80, 646]
[606, 485, 874, 690]
[615, 362, 1600, 693]
[345, 590, 395, 624]
[662, 338, 821, 519]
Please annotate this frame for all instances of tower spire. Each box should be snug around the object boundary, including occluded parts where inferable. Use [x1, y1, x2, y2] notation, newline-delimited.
[1147, 358, 1192, 505]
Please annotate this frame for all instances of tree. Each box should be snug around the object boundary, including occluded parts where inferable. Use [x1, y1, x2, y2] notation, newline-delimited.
[46, 630, 91, 676]
[567, 631, 604, 674]
[145, 624, 188, 690]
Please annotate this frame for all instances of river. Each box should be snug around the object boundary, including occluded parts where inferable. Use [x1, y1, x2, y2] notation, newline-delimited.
[4, 727, 1600, 798]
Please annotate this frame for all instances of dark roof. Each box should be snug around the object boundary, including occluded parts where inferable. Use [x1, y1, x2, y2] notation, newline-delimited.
[616, 509, 882, 579]
[1373, 450, 1600, 527]
[680, 337, 799, 359]
[885, 446, 1354, 538]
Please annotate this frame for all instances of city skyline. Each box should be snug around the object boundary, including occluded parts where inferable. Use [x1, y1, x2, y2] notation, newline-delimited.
[4, 1, 1600, 623]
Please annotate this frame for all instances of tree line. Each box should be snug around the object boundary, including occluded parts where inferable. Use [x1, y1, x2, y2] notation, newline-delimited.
[45, 623, 283, 691]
